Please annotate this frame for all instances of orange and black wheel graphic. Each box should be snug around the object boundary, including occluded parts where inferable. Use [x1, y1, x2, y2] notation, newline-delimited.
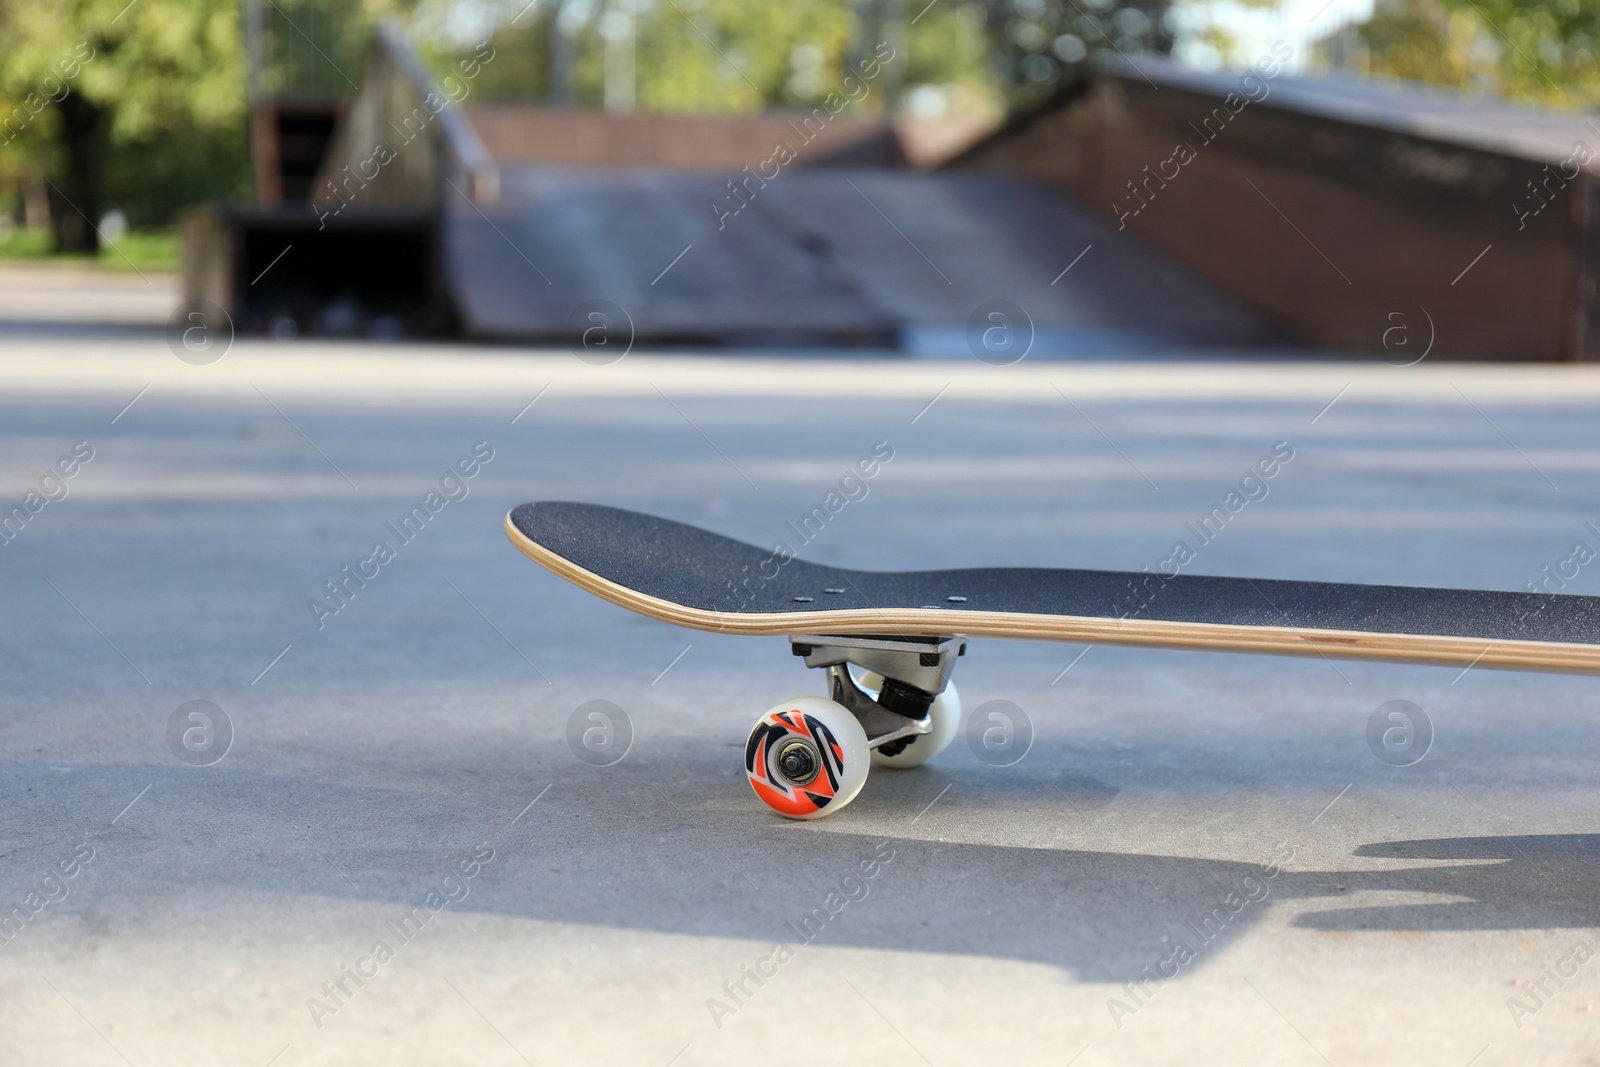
[745, 697, 870, 819]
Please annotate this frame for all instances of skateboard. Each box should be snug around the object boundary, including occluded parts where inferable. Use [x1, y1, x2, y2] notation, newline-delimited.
[506, 501, 1600, 819]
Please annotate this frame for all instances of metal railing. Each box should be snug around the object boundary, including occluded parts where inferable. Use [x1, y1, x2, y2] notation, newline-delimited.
[309, 21, 499, 214]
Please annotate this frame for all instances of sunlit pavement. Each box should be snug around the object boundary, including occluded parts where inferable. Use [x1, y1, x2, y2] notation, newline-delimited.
[3, 331, 1600, 1065]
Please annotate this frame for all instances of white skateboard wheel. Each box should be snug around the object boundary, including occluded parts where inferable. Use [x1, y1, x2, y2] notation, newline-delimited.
[745, 696, 870, 819]
[857, 672, 961, 769]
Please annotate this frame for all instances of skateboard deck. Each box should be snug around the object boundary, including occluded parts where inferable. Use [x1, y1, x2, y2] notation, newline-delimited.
[506, 501, 1600, 674]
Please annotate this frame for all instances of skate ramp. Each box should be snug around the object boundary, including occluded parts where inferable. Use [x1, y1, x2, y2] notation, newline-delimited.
[444, 165, 1278, 352]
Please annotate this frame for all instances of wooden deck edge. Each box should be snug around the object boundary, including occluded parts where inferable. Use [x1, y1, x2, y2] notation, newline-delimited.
[505, 512, 1600, 674]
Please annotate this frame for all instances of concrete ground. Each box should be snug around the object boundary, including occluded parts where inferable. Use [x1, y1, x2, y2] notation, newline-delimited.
[3, 305, 1600, 1064]
[0, 267, 175, 339]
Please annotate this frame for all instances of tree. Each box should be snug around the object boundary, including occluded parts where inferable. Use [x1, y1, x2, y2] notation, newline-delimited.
[424, 0, 1188, 118]
[1348, 0, 1600, 108]
[0, 0, 250, 252]
[1445, 0, 1600, 105]
[438, 0, 892, 112]
[970, 0, 1175, 108]
[1349, 0, 1486, 88]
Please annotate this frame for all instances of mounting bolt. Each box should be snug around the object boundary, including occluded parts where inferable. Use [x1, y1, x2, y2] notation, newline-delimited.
[776, 739, 820, 785]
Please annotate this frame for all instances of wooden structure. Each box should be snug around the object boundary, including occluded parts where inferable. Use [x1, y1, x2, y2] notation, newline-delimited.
[957, 57, 1600, 360]
[186, 25, 1270, 348]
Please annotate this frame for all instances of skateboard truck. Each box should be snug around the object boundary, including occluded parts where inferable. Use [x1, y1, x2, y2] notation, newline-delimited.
[790, 634, 965, 754]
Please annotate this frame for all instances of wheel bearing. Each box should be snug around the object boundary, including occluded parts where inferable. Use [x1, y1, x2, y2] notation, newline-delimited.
[775, 738, 821, 785]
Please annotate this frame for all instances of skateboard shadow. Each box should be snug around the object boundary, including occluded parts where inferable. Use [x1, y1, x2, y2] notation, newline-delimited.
[1287, 835, 1600, 933]
[19, 762, 1600, 984]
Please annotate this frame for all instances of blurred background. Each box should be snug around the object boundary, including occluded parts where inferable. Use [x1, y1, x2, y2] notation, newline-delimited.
[2, 0, 1599, 357]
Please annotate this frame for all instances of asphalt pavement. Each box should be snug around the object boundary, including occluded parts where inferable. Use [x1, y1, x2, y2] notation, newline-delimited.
[3, 302, 1600, 1064]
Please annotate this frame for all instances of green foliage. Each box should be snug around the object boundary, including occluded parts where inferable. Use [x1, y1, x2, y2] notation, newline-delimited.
[1356, 0, 1470, 85]
[0, 0, 255, 246]
[439, 18, 550, 100]
[439, 0, 868, 112]
[905, 2, 1001, 114]
[0, 224, 54, 257]
[1354, 0, 1600, 107]
[0, 0, 1187, 251]
[102, 120, 252, 227]
[263, 0, 420, 96]
[432, 0, 1009, 114]
[99, 227, 178, 270]
[0, 0, 247, 142]
[1446, 0, 1600, 105]
[971, 0, 1174, 108]
[0, 223, 177, 270]
[632, 0, 859, 112]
